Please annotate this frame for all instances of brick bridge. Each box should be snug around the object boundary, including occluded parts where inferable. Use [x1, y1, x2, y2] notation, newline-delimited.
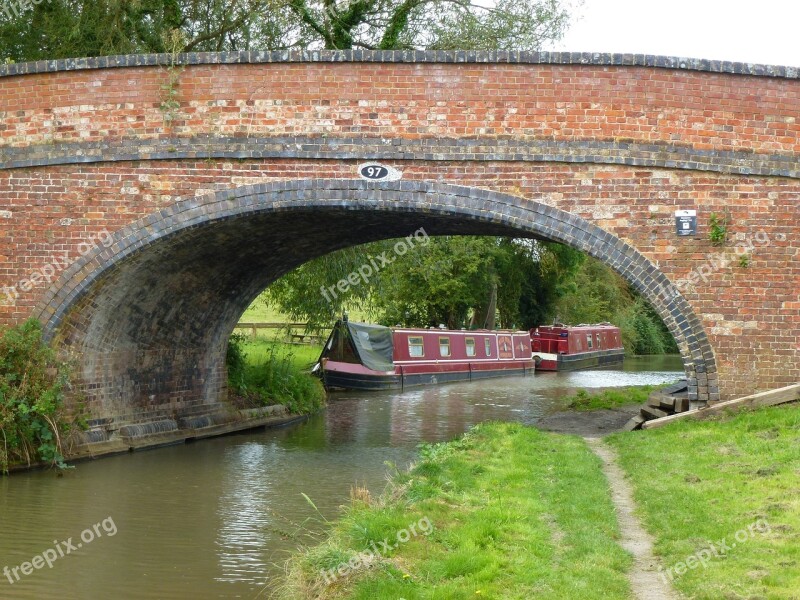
[0, 51, 798, 428]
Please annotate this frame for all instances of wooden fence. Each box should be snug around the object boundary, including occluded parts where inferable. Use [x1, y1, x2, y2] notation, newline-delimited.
[233, 322, 330, 345]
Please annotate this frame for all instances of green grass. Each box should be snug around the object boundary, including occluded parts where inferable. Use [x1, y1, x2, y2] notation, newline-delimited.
[607, 404, 800, 599]
[282, 422, 632, 599]
[239, 294, 372, 329]
[564, 385, 668, 411]
[239, 300, 287, 323]
[242, 338, 323, 371]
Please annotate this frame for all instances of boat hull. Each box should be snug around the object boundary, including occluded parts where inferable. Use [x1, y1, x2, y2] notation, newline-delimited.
[532, 348, 625, 372]
[322, 360, 533, 391]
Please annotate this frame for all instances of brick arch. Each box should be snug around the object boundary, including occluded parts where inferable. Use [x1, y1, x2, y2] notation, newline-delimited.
[36, 179, 715, 422]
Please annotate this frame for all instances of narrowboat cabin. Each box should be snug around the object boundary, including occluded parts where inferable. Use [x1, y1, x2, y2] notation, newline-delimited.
[317, 319, 534, 391]
[530, 323, 624, 371]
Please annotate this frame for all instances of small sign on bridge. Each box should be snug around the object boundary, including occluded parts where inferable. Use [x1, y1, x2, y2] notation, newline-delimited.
[675, 209, 697, 236]
[358, 162, 402, 182]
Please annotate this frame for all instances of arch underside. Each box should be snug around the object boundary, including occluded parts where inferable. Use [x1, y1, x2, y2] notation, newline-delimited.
[38, 179, 716, 423]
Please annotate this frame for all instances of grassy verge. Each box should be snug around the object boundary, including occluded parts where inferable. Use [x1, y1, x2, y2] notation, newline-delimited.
[228, 336, 325, 415]
[564, 384, 668, 411]
[281, 422, 631, 599]
[242, 337, 323, 371]
[607, 404, 800, 599]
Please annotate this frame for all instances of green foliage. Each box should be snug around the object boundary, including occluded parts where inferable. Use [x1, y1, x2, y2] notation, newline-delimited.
[375, 236, 504, 329]
[0, 0, 288, 62]
[0, 319, 73, 473]
[226, 336, 325, 415]
[158, 29, 186, 126]
[1, 0, 574, 62]
[708, 212, 728, 246]
[617, 298, 676, 355]
[263, 241, 393, 332]
[738, 253, 750, 268]
[264, 235, 586, 332]
[226, 332, 249, 393]
[289, 0, 574, 51]
[553, 257, 678, 356]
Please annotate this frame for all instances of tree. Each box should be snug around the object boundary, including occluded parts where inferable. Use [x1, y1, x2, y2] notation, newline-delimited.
[375, 236, 496, 329]
[1, 0, 290, 62]
[263, 240, 395, 329]
[286, 0, 573, 50]
[551, 255, 679, 355]
[262, 235, 586, 331]
[1, 0, 575, 61]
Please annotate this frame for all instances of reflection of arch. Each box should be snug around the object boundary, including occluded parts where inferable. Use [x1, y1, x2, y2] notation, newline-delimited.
[36, 179, 716, 420]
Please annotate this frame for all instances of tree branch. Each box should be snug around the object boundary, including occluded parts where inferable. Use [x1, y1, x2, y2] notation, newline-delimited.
[287, 0, 336, 48]
[379, 0, 426, 49]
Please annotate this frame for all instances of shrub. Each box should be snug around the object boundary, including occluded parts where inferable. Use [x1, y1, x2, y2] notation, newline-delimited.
[0, 319, 73, 473]
[226, 332, 249, 393]
[226, 336, 325, 415]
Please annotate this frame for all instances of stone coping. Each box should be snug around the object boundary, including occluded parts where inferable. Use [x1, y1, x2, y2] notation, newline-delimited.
[2, 50, 798, 79]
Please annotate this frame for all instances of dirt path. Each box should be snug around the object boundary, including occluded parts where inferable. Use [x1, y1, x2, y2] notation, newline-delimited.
[584, 437, 680, 600]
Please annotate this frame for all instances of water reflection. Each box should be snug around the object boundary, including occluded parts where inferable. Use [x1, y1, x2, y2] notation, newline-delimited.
[0, 357, 683, 599]
[216, 443, 276, 586]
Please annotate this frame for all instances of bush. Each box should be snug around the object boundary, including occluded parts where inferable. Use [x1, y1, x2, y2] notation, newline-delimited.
[226, 332, 249, 393]
[226, 336, 325, 415]
[617, 298, 677, 356]
[0, 319, 73, 473]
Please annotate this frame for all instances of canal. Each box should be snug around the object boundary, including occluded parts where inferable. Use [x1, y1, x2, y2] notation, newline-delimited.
[0, 356, 683, 599]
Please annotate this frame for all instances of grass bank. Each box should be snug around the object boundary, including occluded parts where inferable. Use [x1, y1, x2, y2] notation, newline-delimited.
[563, 384, 672, 411]
[281, 422, 631, 599]
[608, 404, 800, 599]
[227, 336, 325, 415]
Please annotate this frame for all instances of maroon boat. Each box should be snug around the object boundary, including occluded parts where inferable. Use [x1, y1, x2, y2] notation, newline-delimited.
[317, 319, 534, 391]
[530, 323, 624, 371]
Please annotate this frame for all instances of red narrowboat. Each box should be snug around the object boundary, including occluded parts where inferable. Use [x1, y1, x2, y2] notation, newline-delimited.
[317, 319, 534, 391]
[530, 323, 625, 371]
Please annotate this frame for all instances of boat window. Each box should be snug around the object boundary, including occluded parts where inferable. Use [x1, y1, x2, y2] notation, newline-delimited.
[595, 334, 601, 349]
[439, 337, 451, 357]
[484, 338, 492, 356]
[586, 334, 593, 349]
[465, 338, 476, 357]
[408, 336, 424, 357]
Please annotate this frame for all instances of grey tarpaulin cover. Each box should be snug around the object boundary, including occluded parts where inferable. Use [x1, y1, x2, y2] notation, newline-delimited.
[347, 321, 395, 372]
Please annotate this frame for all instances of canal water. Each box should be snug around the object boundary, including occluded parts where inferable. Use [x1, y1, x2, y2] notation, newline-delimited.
[0, 356, 682, 599]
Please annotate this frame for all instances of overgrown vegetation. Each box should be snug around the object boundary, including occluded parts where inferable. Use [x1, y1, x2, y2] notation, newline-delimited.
[280, 422, 631, 599]
[226, 335, 325, 415]
[0, 319, 74, 473]
[738, 253, 751, 268]
[158, 29, 186, 127]
[708, 212, 728, 246]
[608, 404, 800, 599]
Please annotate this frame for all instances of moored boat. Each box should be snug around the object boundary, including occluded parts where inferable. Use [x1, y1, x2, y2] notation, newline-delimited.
[530, 323, 624, 371]
[317, 319, 534, 391]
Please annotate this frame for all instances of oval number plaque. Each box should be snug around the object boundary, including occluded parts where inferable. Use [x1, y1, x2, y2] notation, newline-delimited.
[357, 162, 402, 182]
